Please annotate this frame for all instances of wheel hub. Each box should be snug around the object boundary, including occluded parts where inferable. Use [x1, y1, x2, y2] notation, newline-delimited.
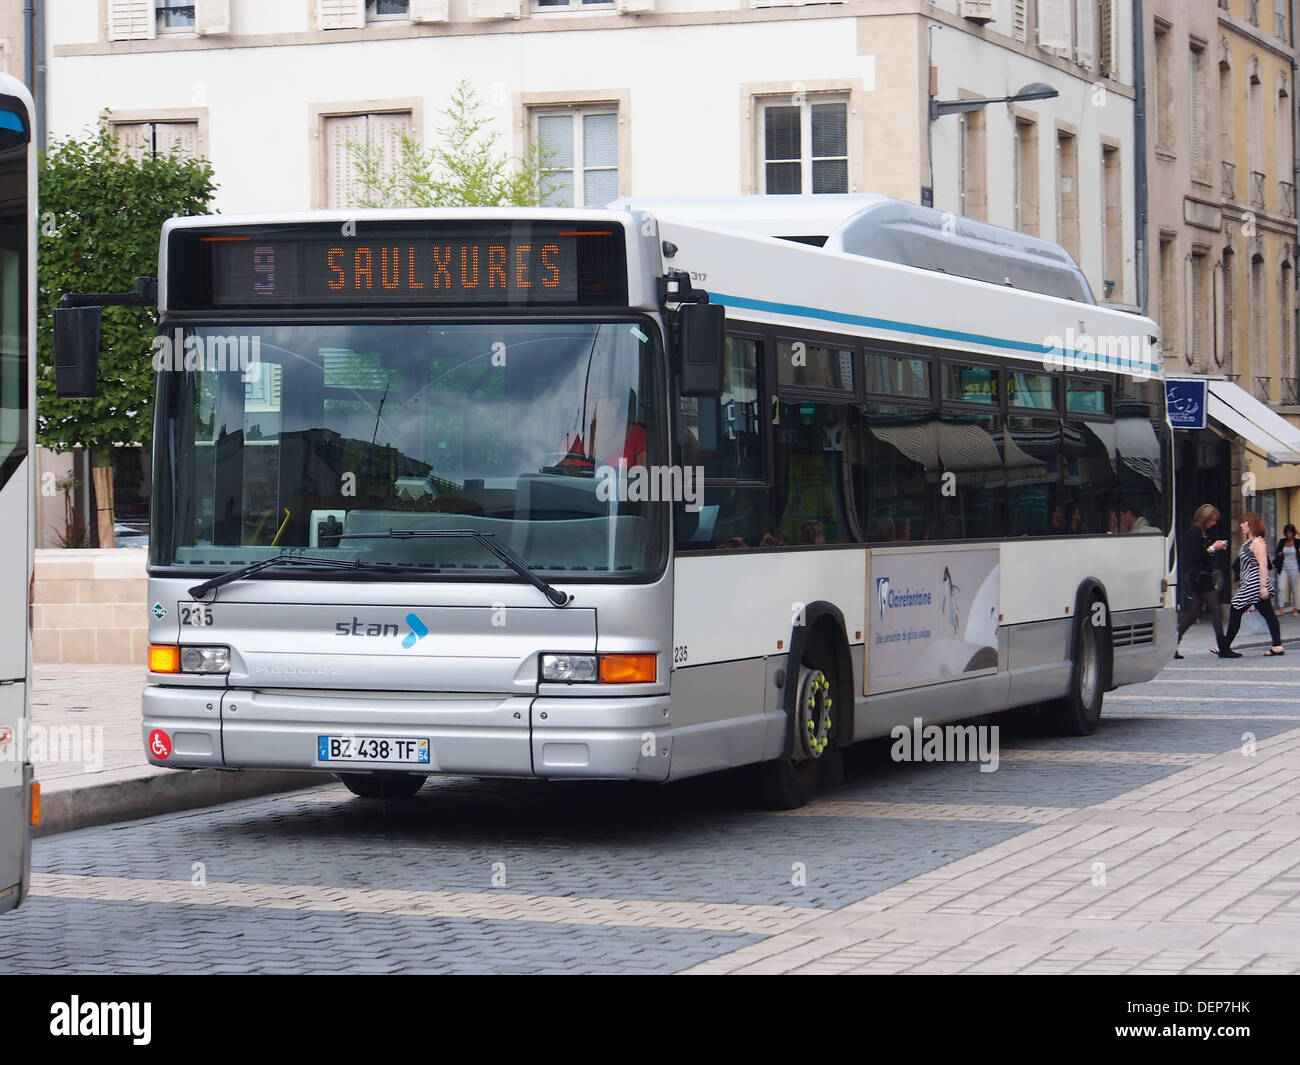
[794, 667, 833, 760]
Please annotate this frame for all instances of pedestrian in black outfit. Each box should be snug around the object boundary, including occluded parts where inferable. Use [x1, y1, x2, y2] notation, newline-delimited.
[1175, 504, 1228, 658]
[1213, 511, 1285, 658]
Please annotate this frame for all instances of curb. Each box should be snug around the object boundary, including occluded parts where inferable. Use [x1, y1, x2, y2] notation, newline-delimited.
[34, 767, 334, 837]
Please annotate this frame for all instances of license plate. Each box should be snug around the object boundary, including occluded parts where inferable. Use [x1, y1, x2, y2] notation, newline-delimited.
[317, 735, 431, 764]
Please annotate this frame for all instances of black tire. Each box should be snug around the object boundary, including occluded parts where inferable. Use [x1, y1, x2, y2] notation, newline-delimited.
[1043, 608, 1105, 736]
[337, 772, 427, 799]
[754, 649, 840, 810]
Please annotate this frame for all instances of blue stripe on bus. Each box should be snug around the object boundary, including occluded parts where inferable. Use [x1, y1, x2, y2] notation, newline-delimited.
[0, 110, 25, 132]
[708, 291, 1160, 375]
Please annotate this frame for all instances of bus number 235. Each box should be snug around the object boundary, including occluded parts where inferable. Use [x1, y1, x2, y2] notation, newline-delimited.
[673, 645, 688, 665]
[180, 605, 214, 626]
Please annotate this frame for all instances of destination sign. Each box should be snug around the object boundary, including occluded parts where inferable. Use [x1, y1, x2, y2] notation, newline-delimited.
[167, 221, 627, 310]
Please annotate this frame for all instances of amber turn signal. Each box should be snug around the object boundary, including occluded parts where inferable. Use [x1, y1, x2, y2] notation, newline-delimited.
[598, 653, 657, 684]
[30, 781, 40, 826]
[148, 644, 181, 673]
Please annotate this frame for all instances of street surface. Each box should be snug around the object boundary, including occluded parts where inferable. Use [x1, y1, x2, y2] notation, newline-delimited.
[3, 653, 1299, 974]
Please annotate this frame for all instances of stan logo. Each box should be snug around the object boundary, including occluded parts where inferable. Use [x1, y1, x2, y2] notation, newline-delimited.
[402, 613, 428, 650]
[876, 577, 890, 621]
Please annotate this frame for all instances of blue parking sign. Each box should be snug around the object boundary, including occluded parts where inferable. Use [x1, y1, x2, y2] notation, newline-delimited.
[1166, 379, 1207, 429]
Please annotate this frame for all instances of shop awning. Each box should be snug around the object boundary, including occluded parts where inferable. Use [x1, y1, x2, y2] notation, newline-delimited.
[1206, 381, 1300, 464]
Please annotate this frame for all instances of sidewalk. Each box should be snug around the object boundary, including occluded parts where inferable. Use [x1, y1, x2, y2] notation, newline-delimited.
[684, 725, 1300, 974]
[29, 664, 328, 836]
[1176, 596, 1300, 655]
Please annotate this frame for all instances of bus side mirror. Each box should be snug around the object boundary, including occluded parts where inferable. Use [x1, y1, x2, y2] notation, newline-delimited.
[53, 306, 101, 398]
[678, 302, 725, 397]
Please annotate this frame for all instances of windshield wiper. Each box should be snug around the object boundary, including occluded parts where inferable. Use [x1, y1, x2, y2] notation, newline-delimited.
[188, 554, 443, 599]
[336, 529, 573, 607]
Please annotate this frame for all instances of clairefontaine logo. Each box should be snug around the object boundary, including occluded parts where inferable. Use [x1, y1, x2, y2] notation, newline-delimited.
[877, 578, 933, 615]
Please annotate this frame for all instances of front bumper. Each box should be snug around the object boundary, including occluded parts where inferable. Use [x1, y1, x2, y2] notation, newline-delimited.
[142, 685, 672, 782]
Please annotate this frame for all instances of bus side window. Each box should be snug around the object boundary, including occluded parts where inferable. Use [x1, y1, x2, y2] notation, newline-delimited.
[773, 399, 853, 545]
[676, 336, 771, 549]
[862, 403, 940, 541]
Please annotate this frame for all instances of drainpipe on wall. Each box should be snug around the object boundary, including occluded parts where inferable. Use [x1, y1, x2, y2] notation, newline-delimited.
[22, 1, 33, 94]
[1134, 0, 1149, 315]
[35, 0, 44, 148]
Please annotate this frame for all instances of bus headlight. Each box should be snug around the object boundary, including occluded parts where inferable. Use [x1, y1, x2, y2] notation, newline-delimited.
[180, 646, 231, 674]
[541, 654, 598, 683]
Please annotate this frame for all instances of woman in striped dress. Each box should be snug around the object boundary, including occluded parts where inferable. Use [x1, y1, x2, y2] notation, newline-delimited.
[1213, 512, 1284, 658]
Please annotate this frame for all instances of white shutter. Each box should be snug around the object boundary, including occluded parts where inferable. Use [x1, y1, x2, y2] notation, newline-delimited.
[1099, 0, 1116, 75]
[324, 114, 369, 209]
[1190, 49, 1203, 172]
[369, 112, 414, 187]
[469, 0, 522, 19]
[155, 122, 199, 158]
[1037, 0, 1070, 53]
[317, 0, 366, 30]
[196, 0, 230, 35]
[1074, 0, 1095, 67]
[409, 0, 450, 22]
[114, 123, 151, 162]
[616, 0, 656, 12]
[107, 0, 156, 41]
[1012, 0, 1028, 42]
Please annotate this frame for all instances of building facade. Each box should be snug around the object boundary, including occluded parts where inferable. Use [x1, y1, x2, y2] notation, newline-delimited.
[1146, 0, 1300, 546]
[39, 0, 1139, 541]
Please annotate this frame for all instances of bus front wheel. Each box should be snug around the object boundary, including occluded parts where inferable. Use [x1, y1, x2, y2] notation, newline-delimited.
[337, 772, 427, 799]
[755, 659, 839, 810]
[1043, 612, 1105, 736]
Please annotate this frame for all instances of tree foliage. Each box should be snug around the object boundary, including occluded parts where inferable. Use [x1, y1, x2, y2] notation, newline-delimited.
[350, 80, 558, 208]
[37, 118, 216, 453]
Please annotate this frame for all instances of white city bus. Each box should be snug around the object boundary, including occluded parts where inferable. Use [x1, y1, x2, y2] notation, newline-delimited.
[0, 75, 36, 914]
[56, 196, 1174, 809]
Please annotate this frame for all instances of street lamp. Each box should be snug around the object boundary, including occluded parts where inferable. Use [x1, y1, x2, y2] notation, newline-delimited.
[928, 82, 1059, 121]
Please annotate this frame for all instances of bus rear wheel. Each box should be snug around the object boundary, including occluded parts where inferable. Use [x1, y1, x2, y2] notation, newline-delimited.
[755, 660, 838, 810]
[1043, 612, 1105, 736]
[337, 772, 427, 799]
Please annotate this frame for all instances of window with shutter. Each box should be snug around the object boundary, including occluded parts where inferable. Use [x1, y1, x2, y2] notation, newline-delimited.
[318, 0, 366, 30]
[112, 120, 200, 161]
[1190, 46, 1206, 180]
[757, 95, 849, 196]
[1012, 0, 1028, 43]
[107, 0, 156, 41]
[367, 0, 411, 19]
[323, 111, 414, 209]
[534, 107, 621, 207]
[156, 0, 196, 34]
[1036, 0, 1070, 54]
[1075, 0, 1095, 68]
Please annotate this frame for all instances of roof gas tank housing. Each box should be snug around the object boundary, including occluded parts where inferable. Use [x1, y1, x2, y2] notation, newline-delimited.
[824, 198, 1096, 305]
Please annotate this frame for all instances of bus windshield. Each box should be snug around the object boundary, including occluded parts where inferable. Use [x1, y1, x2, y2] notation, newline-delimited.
[153, 319, 666, 579]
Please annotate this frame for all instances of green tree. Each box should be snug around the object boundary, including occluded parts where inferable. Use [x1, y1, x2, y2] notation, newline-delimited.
[351, 80, 558, 207]
[37, 118, 216, 546]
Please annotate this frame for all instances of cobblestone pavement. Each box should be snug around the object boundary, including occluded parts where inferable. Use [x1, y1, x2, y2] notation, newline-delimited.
[3, 655, 1299, 974]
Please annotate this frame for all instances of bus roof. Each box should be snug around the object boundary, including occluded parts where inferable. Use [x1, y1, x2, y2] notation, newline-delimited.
[617, 195, 1094, 304]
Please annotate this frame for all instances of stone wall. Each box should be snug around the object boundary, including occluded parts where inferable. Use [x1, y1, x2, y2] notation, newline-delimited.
[32, 549, 148, 665]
